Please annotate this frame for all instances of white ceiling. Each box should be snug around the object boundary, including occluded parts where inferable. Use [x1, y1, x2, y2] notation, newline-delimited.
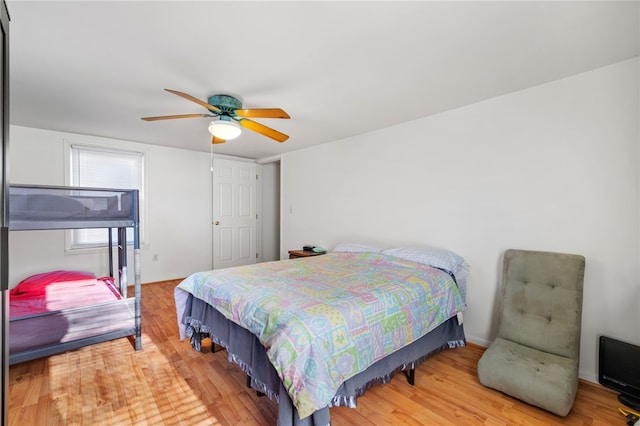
[7, 1, 639, 160]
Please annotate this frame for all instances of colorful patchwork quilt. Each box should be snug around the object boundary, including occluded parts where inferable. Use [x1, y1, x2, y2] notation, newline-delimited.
[177, 251, 465, 419]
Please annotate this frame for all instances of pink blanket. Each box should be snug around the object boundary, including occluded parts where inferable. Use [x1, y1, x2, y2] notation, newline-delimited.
[10, 270, 121, 318]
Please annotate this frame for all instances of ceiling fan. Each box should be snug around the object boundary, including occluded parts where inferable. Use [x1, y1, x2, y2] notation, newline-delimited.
[142, 89, 290, 144]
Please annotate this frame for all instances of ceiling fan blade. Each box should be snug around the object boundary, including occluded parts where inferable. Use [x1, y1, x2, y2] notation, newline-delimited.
[234, 108, 290, 119]
[238, 118, 289, 143]
[164, 89, 221, 113]
[212, 136, 226, 144]
[141, 113, 210, 121]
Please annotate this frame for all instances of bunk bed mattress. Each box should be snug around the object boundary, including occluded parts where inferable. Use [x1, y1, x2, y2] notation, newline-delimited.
[175, 252, 466, 423]
[9, 270, 134, 355]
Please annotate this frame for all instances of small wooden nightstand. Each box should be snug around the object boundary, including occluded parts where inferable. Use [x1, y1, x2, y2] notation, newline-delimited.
[288, 250, 326, 259]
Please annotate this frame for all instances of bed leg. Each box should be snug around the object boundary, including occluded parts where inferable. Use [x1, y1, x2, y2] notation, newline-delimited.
[188, 330, 210, 353]
[246, 375, 265, 397]
[407, 368, 415, 386]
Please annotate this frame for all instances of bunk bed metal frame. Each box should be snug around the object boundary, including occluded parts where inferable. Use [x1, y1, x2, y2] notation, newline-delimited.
[7, 184, 141, 364]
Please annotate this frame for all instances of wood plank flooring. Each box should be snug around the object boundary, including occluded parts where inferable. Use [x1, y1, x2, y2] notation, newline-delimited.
[8, 279, 626, 425]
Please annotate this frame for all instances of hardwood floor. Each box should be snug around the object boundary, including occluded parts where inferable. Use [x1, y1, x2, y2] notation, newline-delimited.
[9, 279, 625, 425]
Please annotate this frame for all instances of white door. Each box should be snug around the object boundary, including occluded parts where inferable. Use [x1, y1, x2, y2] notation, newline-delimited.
[212, 158, 257, 269]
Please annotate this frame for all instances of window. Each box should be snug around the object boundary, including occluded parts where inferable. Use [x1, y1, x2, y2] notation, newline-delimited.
[68, 144, 145, 249]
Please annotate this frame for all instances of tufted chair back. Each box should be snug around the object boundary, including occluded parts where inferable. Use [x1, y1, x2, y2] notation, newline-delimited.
[497, 249, 585, 359]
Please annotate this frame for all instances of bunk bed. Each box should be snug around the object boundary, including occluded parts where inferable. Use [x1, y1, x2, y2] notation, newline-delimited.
[7, 184, 141, 365]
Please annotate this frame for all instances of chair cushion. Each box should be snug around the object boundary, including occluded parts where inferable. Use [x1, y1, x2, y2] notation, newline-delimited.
[498, 249, 585, 359]
[477, 337, 579, 417]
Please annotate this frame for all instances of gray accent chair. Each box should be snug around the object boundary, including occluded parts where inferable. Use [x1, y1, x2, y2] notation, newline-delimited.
[477, 249, 585, 416]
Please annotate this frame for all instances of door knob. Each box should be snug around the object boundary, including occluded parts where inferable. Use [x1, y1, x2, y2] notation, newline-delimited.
[214, 221, 220, 225]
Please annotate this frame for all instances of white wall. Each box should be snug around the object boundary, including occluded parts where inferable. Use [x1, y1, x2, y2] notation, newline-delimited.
[8, 126, 213, 285]
[281, 58, 640, 383]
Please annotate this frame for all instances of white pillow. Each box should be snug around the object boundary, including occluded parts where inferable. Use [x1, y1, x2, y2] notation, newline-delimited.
[382, 246, 467, 273]
[333, 242, 385, 253]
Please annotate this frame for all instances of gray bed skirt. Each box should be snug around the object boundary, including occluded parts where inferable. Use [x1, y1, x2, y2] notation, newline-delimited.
[181, 294, 465, 426]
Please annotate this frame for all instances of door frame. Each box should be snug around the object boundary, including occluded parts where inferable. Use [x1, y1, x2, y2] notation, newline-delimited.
[210, 153, 282, 268]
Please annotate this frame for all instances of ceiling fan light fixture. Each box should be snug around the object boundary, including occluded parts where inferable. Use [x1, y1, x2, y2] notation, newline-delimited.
[208, 119, 241, 140]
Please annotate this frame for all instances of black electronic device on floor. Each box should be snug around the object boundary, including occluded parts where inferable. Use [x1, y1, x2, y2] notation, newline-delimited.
[599, 335, 640, 411]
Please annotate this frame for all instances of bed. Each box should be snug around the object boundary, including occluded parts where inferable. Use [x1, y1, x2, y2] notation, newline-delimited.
[8, 184, 141, 365]
[175, 244, 469, 426]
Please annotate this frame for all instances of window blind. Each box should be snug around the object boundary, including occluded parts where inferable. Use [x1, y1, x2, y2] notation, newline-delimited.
[70, 145, 144, 248]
